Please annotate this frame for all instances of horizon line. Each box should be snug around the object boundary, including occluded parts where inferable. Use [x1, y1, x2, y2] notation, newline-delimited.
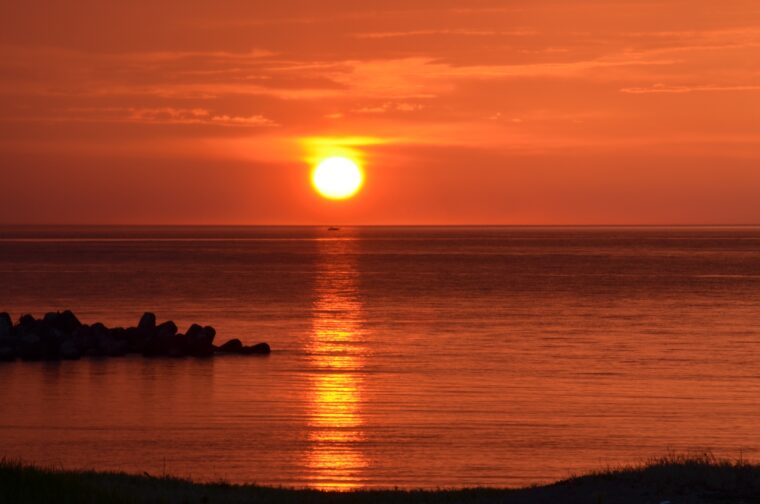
[2, 223, 760, 228]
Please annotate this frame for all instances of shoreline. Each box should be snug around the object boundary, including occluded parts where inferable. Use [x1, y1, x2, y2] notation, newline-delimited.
[2, 454, 758, 503]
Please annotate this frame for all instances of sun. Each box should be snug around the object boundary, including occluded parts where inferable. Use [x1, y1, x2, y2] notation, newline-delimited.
[311, 157, 364, 200]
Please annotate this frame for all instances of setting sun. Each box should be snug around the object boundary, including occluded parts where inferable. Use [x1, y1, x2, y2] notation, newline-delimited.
[311, 157, 364, 200]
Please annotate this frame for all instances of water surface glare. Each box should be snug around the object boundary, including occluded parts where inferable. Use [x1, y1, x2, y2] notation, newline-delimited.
[2, 226, 760, 489]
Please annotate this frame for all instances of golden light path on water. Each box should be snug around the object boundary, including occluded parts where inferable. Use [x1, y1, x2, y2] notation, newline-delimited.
[306, 237, 367, 490]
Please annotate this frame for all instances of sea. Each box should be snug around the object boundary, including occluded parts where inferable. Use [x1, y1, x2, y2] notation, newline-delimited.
[1, 226, 760, 489]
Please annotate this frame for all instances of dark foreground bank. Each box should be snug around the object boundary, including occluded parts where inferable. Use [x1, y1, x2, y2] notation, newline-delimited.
[2, 455, 759, 504]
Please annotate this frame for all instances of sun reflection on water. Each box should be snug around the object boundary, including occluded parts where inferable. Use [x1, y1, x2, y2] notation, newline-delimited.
[306, 238, 368, 490]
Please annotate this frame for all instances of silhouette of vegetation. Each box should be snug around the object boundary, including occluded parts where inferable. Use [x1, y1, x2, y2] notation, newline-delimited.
[2, 453, 759, 503]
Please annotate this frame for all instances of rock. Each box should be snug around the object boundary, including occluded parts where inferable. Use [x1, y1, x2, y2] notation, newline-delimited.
[136, 313, 157, 347]
[125, 327, 144, 353]
[59, 310, 82, 334]
[142, 320, 179, 357]
[104, 338, 128, 357]
[50, 328, 67, 345]
[241, 342, 271, 355]
[3, 312, 263, 361]
[17, 333, 43, 360]
[91, 322, 109, 339]
[109, 327, 128, 342]
[217, 338, 243, 353]
[42, 311, 60, 329]
[186, 324, 216, 357]
[142, 336, 165, 356]
[191, 346, 214, 357]
[138, 312, 156, 332]
[216, 338, 271, 356]
[91, 326, 127, 357]
[29, 323, 61, 360]
[72, 325, 93, 353]
[156, 321, 178, 338]
[88, 323, 111, 356]
[0, 312, 12, 341]
[16, 314, 36, 332]
[167, 334, 188, 357]
[186, 324, 203, 339]
[143, 321, 177, 357]
[0, 345, 15, 361]
[43, 310, 81, 335]
[59, 340, 81, 360]
[91, 322, 108, 336]
[13, 319, 62, 359]
[107, 328, 129, 356]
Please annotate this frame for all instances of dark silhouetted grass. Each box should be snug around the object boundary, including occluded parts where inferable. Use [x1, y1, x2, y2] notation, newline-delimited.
[2, 453, 760, 503]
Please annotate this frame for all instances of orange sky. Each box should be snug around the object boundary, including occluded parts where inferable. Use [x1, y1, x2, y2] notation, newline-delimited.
[1, 0, 759, 225]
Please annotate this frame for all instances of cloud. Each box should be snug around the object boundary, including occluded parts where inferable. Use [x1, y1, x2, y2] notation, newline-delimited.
[354, 102, 424, 114]
[351, 29, 536, 39]
[322, 55, 676, 103]
[210, 114, 278, 126]
[7, 106, 278, 128]
[0, 2, 758, 159]
[620, 84, 760, 94]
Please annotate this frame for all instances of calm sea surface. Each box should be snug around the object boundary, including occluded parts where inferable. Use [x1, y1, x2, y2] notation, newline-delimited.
[2, 226, 760, 489]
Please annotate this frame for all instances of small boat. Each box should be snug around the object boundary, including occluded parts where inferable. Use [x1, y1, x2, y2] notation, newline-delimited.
[327, 227, 340, 231]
